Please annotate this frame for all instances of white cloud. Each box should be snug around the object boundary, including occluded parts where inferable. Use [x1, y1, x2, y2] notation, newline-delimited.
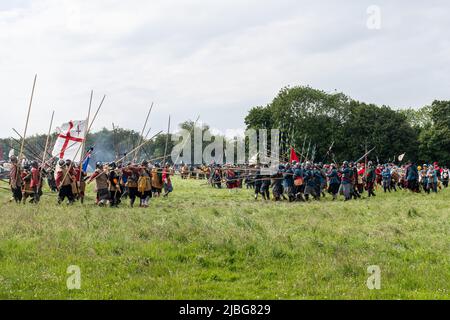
[0, 0, 449, 139]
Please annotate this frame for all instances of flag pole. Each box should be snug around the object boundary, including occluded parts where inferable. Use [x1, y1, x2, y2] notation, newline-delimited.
[58, 94, 105, 190]
[19, 74, 37, 162]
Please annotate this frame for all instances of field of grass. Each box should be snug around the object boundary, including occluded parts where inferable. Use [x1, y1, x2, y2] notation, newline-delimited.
[0, 177, 449, 300]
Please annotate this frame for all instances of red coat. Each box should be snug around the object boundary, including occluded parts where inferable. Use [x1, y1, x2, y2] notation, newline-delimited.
[30, 167, 40, 188]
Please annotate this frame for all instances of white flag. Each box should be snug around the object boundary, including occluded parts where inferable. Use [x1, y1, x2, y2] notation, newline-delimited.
[398, 153, 406, 161]
[52, 120, 87, 162]
[248, 152, 259, 165]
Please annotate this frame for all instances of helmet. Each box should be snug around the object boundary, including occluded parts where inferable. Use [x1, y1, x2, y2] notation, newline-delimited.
[59, 160, 66, 167]
[10, 155, 18, 163]
[96, 162, 103, 169]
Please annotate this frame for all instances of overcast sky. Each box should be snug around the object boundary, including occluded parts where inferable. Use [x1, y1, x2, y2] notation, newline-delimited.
[1, 0, 449, 138]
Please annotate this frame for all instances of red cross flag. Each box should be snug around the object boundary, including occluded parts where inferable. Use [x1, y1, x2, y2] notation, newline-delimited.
[52, 120, 87, 162]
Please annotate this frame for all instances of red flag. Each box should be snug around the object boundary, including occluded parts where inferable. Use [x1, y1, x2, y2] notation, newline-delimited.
[290, 147, 299, 163]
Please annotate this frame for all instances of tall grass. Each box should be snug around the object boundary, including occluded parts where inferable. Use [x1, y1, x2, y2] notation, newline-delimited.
[0, 178, 448, 299]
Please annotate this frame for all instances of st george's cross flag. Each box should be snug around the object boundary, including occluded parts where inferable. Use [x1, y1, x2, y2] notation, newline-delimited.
[52, 120, 87, 162]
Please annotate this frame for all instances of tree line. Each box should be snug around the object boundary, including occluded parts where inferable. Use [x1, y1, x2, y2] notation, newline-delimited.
[1, 85, 449, 166]
[244, 86, 450, 165]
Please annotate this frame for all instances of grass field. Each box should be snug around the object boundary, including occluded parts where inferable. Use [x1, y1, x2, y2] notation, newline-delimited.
[0, 177, 449, 300]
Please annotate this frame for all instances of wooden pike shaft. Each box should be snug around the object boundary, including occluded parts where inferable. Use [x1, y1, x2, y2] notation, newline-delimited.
[19, 74, 37, 161]
[134, 102, 154, 161]
[41, 110, 55, 167]
[117, 130, 163, 164]
[78, 90, 93, 185]
[162, 115, 171, 165]
[89, 130, 164, 184]
[13, 127, 51, 159]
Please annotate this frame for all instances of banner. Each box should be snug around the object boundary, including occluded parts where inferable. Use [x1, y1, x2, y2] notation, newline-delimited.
[290, 147, 299, 163]
[52, 120, 86, 162]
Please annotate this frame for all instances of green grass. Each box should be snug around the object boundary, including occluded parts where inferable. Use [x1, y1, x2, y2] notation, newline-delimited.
[0, 178, 449, 299]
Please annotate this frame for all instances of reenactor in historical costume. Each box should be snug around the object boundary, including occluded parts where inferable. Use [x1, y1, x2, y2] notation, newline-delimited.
[204, 165, 211, 181]
[29, 161, 41, 203]
[441, 166, 449, 188]
[283, 163, 295, 202]
[87, 162, 110, 206]
[433, 162, 442, 191]
[212, 165, 222, 188]
[318, 163, 328, 198]
[162, 164, 173, 197]
[390, 166, 400, 191]
[381, 164, 392, 193]
[349, 162, 361, 199]
[419, 165, 429, 193]
[137, 160, 152, 207]
[108, 162, 122, 207]
[151, 163, 163, 197]
[327, 164, 340, 201]
[375, 165, 383, 188]
[122, 163, 140, 207]
[73, 165, 87, 204]
[9, 155, 23, 203]
[339, 161, 352, 201]
[293, 162, 305, 201]
[225, 166, 238, 190]
[21, 163, 34, 204]
[46, 163, 58, 192]
[180, 163, 189, 179]
[270, 165, 284, 201]
[260, 165, 271, 200]
[427, 165, 438, 193]
[56, 160, 75, 205]
[245, 166, 255, 189]
[406, 161, 419, 192]
[356, 163, 365, 194]
[365, 161, 377, 197]
[189, 165, 196, 179]
[253, 165, 263, 200]
[303, 162, 318, 201]
[313, 165, 323, 201]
